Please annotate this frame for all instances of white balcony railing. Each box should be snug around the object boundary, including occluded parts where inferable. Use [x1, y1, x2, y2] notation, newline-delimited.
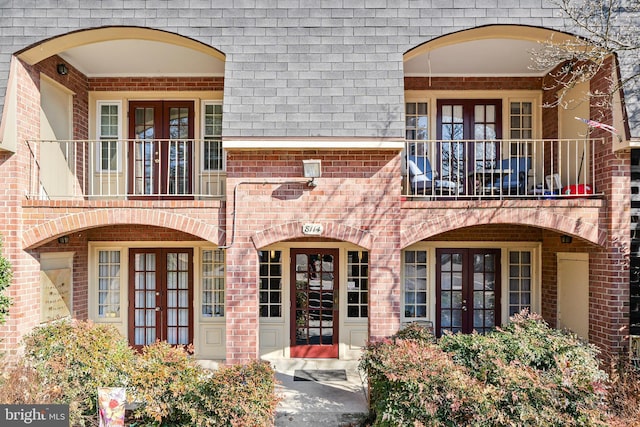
[26, 139, 226, 200]
[402, 139, 601, 199]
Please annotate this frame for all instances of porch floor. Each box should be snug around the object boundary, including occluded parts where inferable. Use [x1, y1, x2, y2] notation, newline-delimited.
[268, 358, 369, 426]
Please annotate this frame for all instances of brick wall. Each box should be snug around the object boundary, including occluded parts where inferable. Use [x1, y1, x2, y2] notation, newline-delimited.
[588, 55, 631, 356]
[405, 77, 542, 91]
[89, 77, 224, 92]
[224, 149, 401, 362]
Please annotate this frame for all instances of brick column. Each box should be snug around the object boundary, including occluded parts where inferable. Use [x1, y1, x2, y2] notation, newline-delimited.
[224, 179, 260, 363]
[368, 246, 401, 342]
[0, 59, 42, 353]
[588, 56, 630, 358]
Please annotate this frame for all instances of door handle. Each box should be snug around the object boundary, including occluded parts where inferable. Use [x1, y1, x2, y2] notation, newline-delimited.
[461, 299, 467, 311]
[155, 307, 161, 312]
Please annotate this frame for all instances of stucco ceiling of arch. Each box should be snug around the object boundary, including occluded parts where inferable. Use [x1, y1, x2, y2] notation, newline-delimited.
[403, 38, 551, 77]
[57, 39, 224, 77]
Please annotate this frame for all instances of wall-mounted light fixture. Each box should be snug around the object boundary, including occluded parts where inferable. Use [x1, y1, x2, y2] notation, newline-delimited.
[303, 159, 321, 187]
[57, 235, 70, 244]
[560, 235, 572, 244]
[56, 63, 68, 75]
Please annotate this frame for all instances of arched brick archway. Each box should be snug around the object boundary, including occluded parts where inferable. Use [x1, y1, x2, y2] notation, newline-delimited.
[22, 208, 224, 249]
[401, 209, 605, 248]
[250, 221, 375, 249]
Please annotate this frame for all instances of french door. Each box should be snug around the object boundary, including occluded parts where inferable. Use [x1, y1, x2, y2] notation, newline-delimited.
[290, 249, 339, 358]
[129, 248, 194, 350]
[436, 100, 502, 192]
[128, 101, 194, 198]
[436, 248, 501, 337]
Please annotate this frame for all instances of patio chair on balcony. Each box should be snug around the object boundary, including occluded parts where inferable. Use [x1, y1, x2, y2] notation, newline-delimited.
[484, 157, 531, 195]
[407, 155, 462, 195]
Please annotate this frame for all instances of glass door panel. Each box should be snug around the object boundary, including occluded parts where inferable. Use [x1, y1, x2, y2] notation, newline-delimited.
[437, 100, 502, 194]
[128, 101, 194, 199]
[129, 249, 193, 351]
[290, 249, 339, 358]
[436, 248, 501, 337]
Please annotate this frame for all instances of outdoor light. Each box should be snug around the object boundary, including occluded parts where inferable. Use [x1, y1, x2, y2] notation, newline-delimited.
[560, 235, 572, 244]
[57, 235, 70, 244]
[57, 63, 68, 75]
[303, 159, 321, 187]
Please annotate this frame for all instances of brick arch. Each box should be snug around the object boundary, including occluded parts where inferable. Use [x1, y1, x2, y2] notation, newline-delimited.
[22, 209, 224, 249]
[401, 209, 606, 248]
[251, 221, 375, 250]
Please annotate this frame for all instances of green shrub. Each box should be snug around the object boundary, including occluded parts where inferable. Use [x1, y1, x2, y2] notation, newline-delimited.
[0, 238, 12, 326]
[21, 320, 279, 427]
[23, 320, 136, 426]
[361, 338, 488, 426]
[129, 341, 205, 426]
[394, 321, 435, 344]
[190, 361, 280, 427]
[361, 312, 610, 426]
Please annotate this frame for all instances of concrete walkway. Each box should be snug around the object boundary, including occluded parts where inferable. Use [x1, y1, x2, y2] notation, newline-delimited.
[267, 359, 369, 427]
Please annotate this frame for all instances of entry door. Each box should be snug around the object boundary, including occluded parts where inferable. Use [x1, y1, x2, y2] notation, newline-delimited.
[436, 248, 501, 337]
[128, 101, 194, 198]
[557, 253, 589, 339]
[290, 249, 339, 358]
[129, 248, 194, 350]
[436, 100, 502, 191]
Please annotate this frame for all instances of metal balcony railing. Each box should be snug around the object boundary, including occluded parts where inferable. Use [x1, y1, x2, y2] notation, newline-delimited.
[26, 139, 226, 200]
[402, 139, 601, 199]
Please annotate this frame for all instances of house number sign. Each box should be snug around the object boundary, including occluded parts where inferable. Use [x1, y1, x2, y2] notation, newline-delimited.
[302, 223, 323, 235]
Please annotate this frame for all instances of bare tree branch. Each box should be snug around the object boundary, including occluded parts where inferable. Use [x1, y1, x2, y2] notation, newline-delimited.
[531, 0, 640, 110]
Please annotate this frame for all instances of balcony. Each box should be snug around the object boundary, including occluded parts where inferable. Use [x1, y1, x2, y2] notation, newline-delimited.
[402, 139, 601, 200]
[26, 139, 226, 200]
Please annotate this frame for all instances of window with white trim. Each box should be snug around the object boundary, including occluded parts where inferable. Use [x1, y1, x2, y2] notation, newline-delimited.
[203, 102, 223, 171]
[259, 250, 282, 318]
[403, 250, 428, 319]
[96, 102, 121, 172]
[347, 250, 368, 318]
[508, 250, 532, 316]
[97, 250, 121, 318]
[405, 102, 429, 142]
[509, 101, 533, 158]
[202, 249, 225, 317]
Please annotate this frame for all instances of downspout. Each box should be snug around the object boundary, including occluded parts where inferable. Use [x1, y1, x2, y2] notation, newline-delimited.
[218, 179, 312, 250]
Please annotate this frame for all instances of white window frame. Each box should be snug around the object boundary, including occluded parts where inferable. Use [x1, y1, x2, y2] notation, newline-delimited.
[95, 100, 122, 173]
[259, 249, 283, 319]
[89, 246, 124, 323]
[401, 242, 541, 327]
[201, 248, 226, 320]
[346, 250, 369, 319]
[201, 100, 224, 172]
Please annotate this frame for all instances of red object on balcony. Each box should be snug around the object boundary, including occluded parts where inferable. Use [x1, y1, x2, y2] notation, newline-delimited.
[562, 184, 593, 197]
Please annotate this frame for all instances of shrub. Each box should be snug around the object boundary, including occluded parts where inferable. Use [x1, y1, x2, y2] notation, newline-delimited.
[129, 341, 204, 425]
[191, 361, 280, 427]
[20, 320, 279, 427]
[0, 238, 12, 326]
[361, 312, 610, 426]
[23, 320, 136, 426]
[606, 356, 640, 425]
[361, 338, 488, 426]
[0, 360, 63, 404]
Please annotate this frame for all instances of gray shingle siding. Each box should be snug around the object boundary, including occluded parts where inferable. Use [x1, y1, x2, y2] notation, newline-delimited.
[0, 0, 637, 138]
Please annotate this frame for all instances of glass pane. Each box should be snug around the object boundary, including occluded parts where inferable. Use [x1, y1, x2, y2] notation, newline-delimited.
[486, 105, 495, 122]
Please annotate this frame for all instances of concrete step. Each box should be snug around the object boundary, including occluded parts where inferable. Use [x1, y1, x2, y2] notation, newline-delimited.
[275, 411, 367, 426]
[267, 358, 369, 427]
